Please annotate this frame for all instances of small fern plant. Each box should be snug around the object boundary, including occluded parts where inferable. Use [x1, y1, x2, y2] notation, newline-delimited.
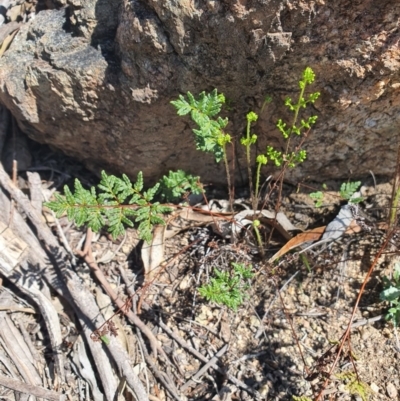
[172, 68, 319, 256]
[335, 372, 371, 401]
[380, 262, 400, 327]
[172, 68, 319, 213]
[310, 181, 364, 207]
[198, 262, 254, 310]
[45, 171, 172, 242]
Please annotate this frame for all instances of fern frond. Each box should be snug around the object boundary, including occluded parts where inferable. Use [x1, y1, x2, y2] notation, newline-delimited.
[134, 172, 144, 193]
[143, 183, 159, 202]
[198, 264, 253, 310]
[172, 90, 228, 163]
[170, 95, 192, 115]
[45, 170, 171, 242]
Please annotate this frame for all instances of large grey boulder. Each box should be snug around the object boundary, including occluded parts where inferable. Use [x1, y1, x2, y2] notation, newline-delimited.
[0, 0, 399, 185]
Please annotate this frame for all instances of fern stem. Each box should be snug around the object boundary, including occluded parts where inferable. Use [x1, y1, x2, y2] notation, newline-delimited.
[389, 143, 400, 229]
[222, 144, 233, 211]
[245, 119, 255, 211]
[252, 220, 264, 258]
[254, 160, 262, 207]
[284, 79, 306, 156]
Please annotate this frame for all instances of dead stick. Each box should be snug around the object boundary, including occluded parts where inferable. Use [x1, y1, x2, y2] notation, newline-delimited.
[0, 373, 63, 401]
[181, 344, 229, 392]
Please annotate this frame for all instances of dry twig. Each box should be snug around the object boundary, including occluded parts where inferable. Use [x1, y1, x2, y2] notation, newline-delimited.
[0, 373, 63, 401]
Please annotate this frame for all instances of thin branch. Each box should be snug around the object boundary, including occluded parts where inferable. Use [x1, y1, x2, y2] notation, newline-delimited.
[143, 306, 261, 399]
[77, 228, 167, 360]
[0, 374, 63, 401]
[181, 344, 229, 392]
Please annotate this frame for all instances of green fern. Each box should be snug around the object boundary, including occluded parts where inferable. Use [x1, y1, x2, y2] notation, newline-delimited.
[380, 262, 400, 326]
[309, 191, 324, 207]
[45, 171, 171, 242]
[198, 263, 253, 310]
[171, 89, 229, 163]
[310, 181, 364, 207]
[340, 181, 363, 203]
[335, 372, 371, 401]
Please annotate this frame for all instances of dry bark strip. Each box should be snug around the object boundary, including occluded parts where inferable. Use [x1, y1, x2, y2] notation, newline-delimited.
[0, 21, 20, 45]
[0, 373, 64, 401]
[0, 313, 42, 386]
[0, 201, 117, 400]
[0, 212, 65, 385]
[0, 163, 149, 401]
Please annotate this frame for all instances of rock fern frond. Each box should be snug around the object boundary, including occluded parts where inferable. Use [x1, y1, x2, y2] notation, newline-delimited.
[45, 171, 171, 242]
[171, 89, 228, 163]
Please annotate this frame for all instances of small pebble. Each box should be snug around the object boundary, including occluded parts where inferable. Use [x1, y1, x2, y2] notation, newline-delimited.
[179, 276, 190, 290]
[370, 382, 380, 394]
[249, 315, 260, 328]
[386, 382, 397, 399]
[360, 327, 371, 340]
[298, 294, 310, 306]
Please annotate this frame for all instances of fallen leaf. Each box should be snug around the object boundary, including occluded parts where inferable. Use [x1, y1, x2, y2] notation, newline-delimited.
[268, 226, 326, 263]
[0, 28, 19, 58]
[269, 219, 361, 263]
[164, 206, 229, 239]
[232, 209, 298, 241]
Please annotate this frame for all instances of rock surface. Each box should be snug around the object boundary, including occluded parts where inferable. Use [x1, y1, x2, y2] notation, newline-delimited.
[0, 0, 399, 185]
